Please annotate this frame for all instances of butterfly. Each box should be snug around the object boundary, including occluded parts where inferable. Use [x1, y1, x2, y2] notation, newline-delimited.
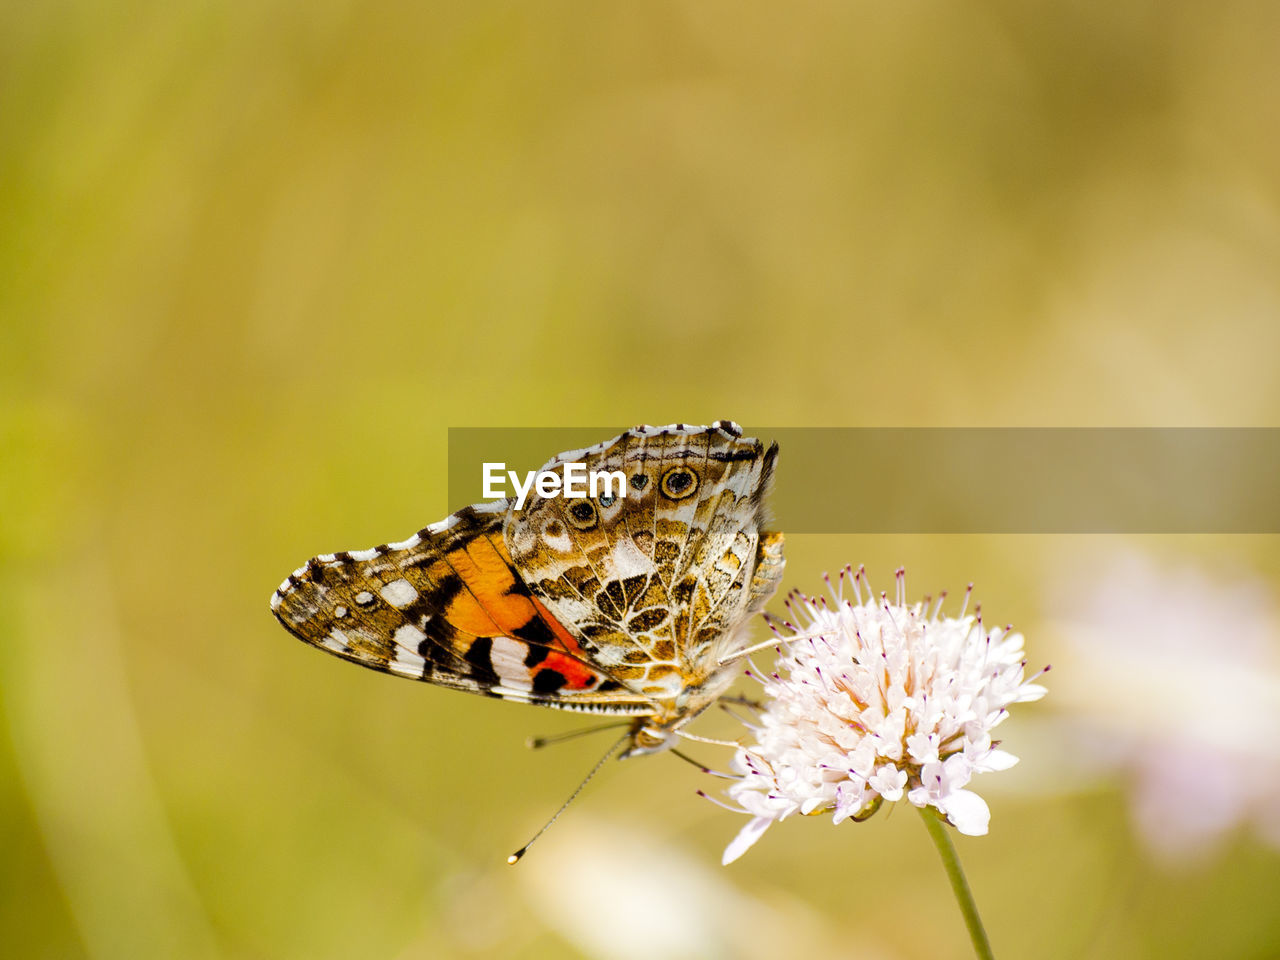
[270, 421, 784, 761]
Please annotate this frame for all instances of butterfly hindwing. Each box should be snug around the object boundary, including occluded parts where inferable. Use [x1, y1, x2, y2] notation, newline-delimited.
[504, 421, 782, 705]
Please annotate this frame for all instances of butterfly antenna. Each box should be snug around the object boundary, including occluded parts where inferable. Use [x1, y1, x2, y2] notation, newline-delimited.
[526, 720, 630, 750]
[507, 731, 630, 865]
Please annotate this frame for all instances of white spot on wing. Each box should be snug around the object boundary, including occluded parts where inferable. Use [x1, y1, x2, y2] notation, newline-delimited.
[355, 591, 375, 605]
[394, 623, 427, 646]
[541, 520, 572, 553]
[607, 538, 654, 579]
[548, 597, 594, 623]
[349, 548, 379, 561]
[490, 685, 540, 702]
[489, 636, 534, 691]
[388, 533, 422, 550]
[380, 578, 419, 608]
[391, 624, 428, 671]
[640, 673, 683, 698]
[593, 645, 625, 667]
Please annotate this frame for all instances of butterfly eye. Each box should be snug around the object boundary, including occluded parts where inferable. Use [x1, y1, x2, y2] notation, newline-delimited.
[660, 466, 699, 500]
[566, 498, 598, 530]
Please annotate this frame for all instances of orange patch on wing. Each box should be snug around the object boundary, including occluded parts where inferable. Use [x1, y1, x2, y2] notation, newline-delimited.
[441, 536, 592, 665]
[441, 536, 532, 636]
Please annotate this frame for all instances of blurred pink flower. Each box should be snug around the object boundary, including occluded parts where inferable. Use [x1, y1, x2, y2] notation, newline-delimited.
[1048, 548, 1280, 860]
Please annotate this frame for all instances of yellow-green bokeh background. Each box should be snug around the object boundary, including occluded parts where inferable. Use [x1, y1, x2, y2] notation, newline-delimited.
[4, 2, 1279, 958]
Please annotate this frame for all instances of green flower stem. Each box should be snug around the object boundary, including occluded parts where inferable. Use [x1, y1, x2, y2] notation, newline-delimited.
[918, 806, 995, 960]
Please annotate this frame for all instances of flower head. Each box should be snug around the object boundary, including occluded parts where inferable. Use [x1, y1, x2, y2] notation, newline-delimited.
[720, 567, 1047, 865]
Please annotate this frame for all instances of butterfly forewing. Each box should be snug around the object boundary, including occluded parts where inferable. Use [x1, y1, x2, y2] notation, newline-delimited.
[271, 504, 653, 712]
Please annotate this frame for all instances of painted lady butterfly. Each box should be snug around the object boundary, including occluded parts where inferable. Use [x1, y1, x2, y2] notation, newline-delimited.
[270, 421, 784, 762]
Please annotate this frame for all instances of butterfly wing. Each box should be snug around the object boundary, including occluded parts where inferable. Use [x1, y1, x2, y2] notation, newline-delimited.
[745, 530, 786, 617]
[270, 503, 656, 714]
[505, 421, 783, 708]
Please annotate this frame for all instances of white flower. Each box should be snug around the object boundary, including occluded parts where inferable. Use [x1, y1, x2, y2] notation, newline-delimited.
[719, 567, 1047, 865]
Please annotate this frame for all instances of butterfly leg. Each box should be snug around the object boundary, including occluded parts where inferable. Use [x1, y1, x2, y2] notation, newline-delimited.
[669, 747, 736, 779]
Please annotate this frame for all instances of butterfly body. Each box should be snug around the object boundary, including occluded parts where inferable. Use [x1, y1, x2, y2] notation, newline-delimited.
[271, 421, 784, 757]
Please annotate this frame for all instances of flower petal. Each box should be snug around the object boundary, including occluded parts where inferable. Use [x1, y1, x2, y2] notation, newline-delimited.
[940, 790, 991, 836]
[975, 749, 1019, 772]
[1015, 683, 1048, 702]
[722, 816, 773, 865]
[869, 764, 907, 802]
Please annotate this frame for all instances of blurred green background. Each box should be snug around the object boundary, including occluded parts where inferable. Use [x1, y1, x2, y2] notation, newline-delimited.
[3, 1, 1279, 957]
